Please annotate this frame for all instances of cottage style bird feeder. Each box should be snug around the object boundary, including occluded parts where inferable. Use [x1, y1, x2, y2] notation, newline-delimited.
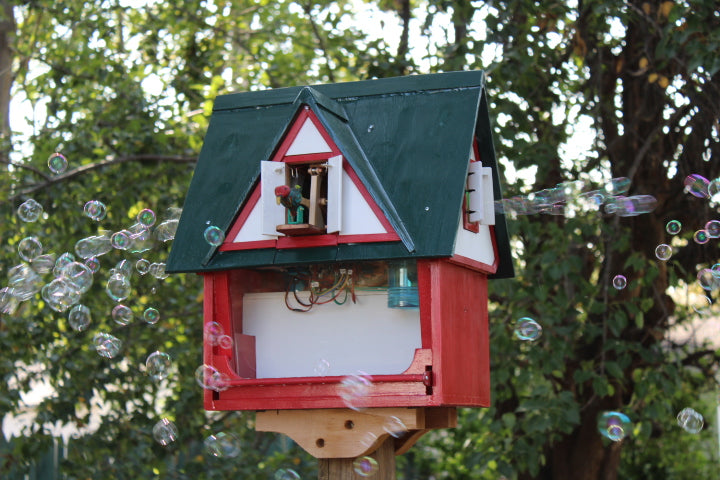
[166, 71, 513, 462]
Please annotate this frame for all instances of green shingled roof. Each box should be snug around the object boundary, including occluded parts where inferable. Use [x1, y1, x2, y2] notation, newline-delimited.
[166, 71, 514, 279]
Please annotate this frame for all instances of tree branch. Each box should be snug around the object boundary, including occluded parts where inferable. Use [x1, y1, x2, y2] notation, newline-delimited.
[301, 2, 335, 83]
[7, 154, 196, 202]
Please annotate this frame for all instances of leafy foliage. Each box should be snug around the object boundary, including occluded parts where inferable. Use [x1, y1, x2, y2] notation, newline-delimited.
[0, 1, 719, 479]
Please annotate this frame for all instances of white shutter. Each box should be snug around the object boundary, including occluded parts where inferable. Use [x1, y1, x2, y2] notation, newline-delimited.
[481, 166, 495, 225]
[260, 160, 287, 236]
[326, 155, 343, 233]
[467, 162, 495, 226]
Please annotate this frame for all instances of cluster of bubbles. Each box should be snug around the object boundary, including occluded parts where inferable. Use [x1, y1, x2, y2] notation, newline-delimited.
[496, 177, 658, 218]
[513, 317, 542, 341]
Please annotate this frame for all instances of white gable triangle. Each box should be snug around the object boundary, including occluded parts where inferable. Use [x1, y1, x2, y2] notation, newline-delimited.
[285, 117, 333, 155]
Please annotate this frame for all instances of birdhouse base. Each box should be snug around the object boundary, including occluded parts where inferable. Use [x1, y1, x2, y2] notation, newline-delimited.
[276, 223, 327, 236]
[255, 407, 457, 459]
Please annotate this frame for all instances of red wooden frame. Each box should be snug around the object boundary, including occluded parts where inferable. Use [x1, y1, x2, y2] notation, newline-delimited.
[463, 139, 482, 233]
[201, 258, 490, 411]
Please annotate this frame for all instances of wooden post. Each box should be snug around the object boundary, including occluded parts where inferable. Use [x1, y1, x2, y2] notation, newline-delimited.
[318, 436, 396, 480]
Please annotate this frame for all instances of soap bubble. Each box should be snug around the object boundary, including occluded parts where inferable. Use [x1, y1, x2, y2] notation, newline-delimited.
[8, 264, 43, 301]
[31, 253, 55, 274]
[112, 259, 133, 279]
[84, 257, 101, 273]
[353, 456, 379, 477]
[712, 263, 720, 277]
[137, 208, 156, 227]
[143, 307, 160, 324]
[93, 332, 122, 358]
[18, 237, 42, 262]
[604, 177, 631, 195]
[614, 195, 657, 216]
[127, 223, 153, 253]
[60, 261, 93, 294]
[693, 230, 709, 245]
[218, 334, 233, 349]
[83, 200, 107, 221]
[655, 244, 672, 261]
[697, 269, 719, 291]
[194, 364, 230, 392]
[204, 321, 224, 345]
[339, 373, 372, 410]
[0, 287, 20, 315]
[17, 199, 43, 222]
[152, 418, 178, 445]
[274, 469, 300, 480]
[665, 220, 681, 235]
[135, 259, 150, 275]
[313, 358, 331, 376]
[204, 432, 240, 458]
[203, 226, 225, 246]
[692, 296, 712, 316]
[106, 272, 131, 301]
[677, 407, 704, 433]
[148, 262, 168, 280]
[514, 317, 542, 341]
[53, 252, 76, 277]
[612, 275, 627, 290]
[67, 304, 91, 332]
[597, 411, 631, 441]
[155, 219, 179, 242]
[111, 304, 133, 326]
[75, 234, 112, 259]
[41, 277, 81, 312]
[706, 220, 720, 238]
[710, 178, 720, 202]
[111, 231, 132, 250]
[47, 152, 68, 174]
[684, 174, 710, 198]
[146, 351, 172, 381]
[383, 416, 409, 438]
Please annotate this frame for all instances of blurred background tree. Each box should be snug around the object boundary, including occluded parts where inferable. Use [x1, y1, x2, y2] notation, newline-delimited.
[0, 0, 718, 479]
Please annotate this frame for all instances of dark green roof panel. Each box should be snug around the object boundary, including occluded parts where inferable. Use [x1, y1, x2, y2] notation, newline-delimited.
[166, 71, 513, 279]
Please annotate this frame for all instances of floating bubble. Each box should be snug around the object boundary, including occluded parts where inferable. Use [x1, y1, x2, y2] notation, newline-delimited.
[204, 432, 240, 458]
[684, 174, 710, 198]
[83, 200, 106, 221]
[127, 223, 153, 253]
[655, 244, 672, 261]
[41, 277, 80, 312]
[137, 209, 156, 227]
[143, 307, 160, 324]
[17, 199, 43, 222]
[597, 411, 631, 441]
[194, 364, 230, 392]
[203, 225, 225, 246]
[218, 334, 233, 349]
[8, 264, 42, 301]
[697, 269, 719, 291]
[60, 261, 93, 294]
[614, 195, 657, 216]
[514, 317, 542, 341]
[31, 253, 55, 274]
[112, 304, 133, 326]
[111, 230, 132, 250]
[84, 257, 100, 273]
[712, 263, 720, 277]
[693, 230, 709, 244]
[313, 358, 331, 376]
[692, 296, 712, 316]
[148, 262, 168, 280]
[18, 237, 43, 262]
[204, 321, 224, 345]
[705, 220, 720, 238]
[605, 177, 631, 195]
[93, 332, 122, 358]
[383, 416, 409, 438]
[135, 259, 150, 275]
[112, 259, 133, 279]
[274, 469, 301, 480]
[155, 219, 179, 242]
[339, 373, 372, 410]
[0, 287, 19, 315]
[75, 234, 112, 259]
[677, 407, 704, 433]
[106, 272, 131, 301]
[47, 152, 68, 174]
[665, 220, 682, 235]
[710, 178, 720, 203]
[612, 275, 627, 290]
[152, 418, 178, 446]
[146, 351, 172, 381]
[53, 252, 76, 277]
[68, 304, 91, 332]
[353, 456, 379, 477]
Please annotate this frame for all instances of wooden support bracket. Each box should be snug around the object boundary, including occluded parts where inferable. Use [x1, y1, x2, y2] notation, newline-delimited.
[256, 407, 457, 459]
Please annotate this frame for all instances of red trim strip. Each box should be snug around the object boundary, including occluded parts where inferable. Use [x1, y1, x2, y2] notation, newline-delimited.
[222, 186, 261, 249]
[449, 225, 501, 274]
[223, 373, 427, 387]
[277, 234, 338, 249]
[338, 233, 400, 243]
[271, 107, 341, 161]
[220, 240, 276, 252]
